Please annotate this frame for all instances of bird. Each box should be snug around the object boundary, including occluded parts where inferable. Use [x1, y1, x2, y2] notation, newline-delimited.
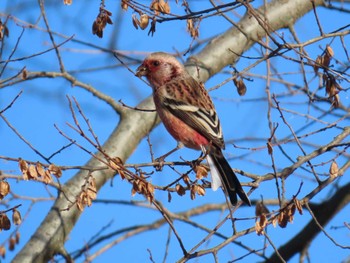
[135, 52, 251, 206]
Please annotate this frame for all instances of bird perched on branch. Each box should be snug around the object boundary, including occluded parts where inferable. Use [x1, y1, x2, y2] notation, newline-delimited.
[136, 52, 250, 206]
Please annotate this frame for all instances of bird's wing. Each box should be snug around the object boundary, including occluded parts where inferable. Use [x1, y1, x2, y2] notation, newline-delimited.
[161, 77, 225, 149]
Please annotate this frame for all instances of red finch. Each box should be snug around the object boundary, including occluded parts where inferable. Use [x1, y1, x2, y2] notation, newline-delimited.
[136, 52, 251, 206]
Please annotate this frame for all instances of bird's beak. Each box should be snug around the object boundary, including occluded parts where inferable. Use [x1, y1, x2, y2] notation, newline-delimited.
[135, 65, 148, 77]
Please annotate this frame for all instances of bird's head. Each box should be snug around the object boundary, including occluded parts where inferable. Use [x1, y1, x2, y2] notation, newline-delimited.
[136, 52, 185, 87]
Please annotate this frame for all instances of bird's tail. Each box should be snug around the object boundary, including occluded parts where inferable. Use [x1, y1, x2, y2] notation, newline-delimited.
[207, 148, 251, 206]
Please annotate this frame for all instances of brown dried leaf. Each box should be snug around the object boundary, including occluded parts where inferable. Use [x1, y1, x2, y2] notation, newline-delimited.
[132, 14, 140, 30]
[294, 199, 303, 215]
[18, 159, 28, 174]
[87, 177, 97, 200]
[22, 68, 27, 80]
[0, 245, 5, 259]
[15, 231, 20, 244]
[0, 214, 11, 231]
[175, 184, 186, 196]
[272, 216, 278, 227]
[255, 201, 270, 217]
[326, 45, 334, 58]
[255, 220, 264, 235]
[267, 142, 273, 155]
[168, 191, 172, 202]
[43, 170, 52, 184]
[12, 209, 21, 225]
[186, 19, 199, 38]
[195, 164, 208, 180]
[196, 185, 206, 196]
[183, 175, 190, 186]
[329, 160, 339, 178]
[259, 214, 268, 229]
[233, 77, 247, 96]
[92, 7, 113, 38]
[27, 165, 38, 180]
[121, 0, 129, 11]
[190, 185, 197, 200]
[48, 164, 62, 178]
[150, 1, 160, 15]
[278, 211, 288, 228]
[139, 14, 149, 30]
[147, 182, 155, 195]
[63, 0, 72, 5]
[313, 55, 322, 74]
[159, 0, 170, 14]
[8, 237, 15, 251]
[287, 205, 295, 223]
[0, 20, 9, 40]
[0, 181, 10, 199]
[331, 94, 340, 108]
[36, 162, 46, 177]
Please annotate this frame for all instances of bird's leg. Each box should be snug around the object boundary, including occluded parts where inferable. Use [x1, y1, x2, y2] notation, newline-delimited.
[154, 142, 184, 171]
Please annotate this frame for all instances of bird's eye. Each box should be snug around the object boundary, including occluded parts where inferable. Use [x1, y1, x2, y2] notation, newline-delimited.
[152, 60, 160, 67]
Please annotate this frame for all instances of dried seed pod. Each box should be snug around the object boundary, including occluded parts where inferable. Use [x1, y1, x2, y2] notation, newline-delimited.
[294, 199, 303, 215]
[158, 0, 170, 14]
[139, 14, 149, 30]
[255, 215, 266, 235]
[18, 159, 28, 174]
[87, 177, 97, 200]
[0, 245, 5, 258]
[15, 231, 20, 244]
[12, 209, 22, 225]
[332, 94, 340, 108]
[278, 211, 288, 228]
[132, 14, 140, 30]
[313, 55, 322, 74]
[28, 165, 38, 180]
[147, 182, 155, 195]
[326, 45, 334, 58]
[186, 19, 199, 38]
[150, 0, 160, 15]
[255, 201, 269, 217]
[0, 214, 11, 231]
[196, 185, 206, 196]
[329, 160, 339, 178]
[167, 191, 172, 202]
[121, 0, 129, 11]
[48, 164, 62, 178]
[22, 68, 27, 80]
[195, 164, 208, 180]
[233, 77, 247, 96]
[0, 181, 10, 199]
[175, 184, 186, 196]
[267, 141, 273, 155]
[190, 184, 197, 200]
[35, 162, 46, 177]
[8, 237, 15, 251]
[43, 170, 52, 184]
[92, 7, 113, 38]
[0, 19, 9, 40]
[182, 175, 190, 186]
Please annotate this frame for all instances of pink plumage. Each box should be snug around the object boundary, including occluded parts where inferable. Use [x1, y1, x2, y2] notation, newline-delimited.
[136, 52, 250, 206]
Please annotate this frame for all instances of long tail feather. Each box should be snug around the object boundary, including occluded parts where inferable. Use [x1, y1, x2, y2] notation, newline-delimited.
[208, 148, 251, 206]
